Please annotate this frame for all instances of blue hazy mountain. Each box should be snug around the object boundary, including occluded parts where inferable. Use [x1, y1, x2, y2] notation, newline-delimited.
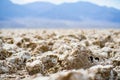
[0, 0, 28, 20]
[0, 0, 55, 20]
[39, 2, 120, 22]
[23, 2, 55, 16]
[0, 0, 120, 22]
[0, 0, 120, 28]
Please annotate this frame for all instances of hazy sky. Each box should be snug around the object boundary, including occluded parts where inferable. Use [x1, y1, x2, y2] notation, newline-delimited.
[11, 0, 120, 9]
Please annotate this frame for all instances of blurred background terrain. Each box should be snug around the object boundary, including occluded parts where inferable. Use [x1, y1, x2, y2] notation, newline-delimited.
[0, 0, 120, 28]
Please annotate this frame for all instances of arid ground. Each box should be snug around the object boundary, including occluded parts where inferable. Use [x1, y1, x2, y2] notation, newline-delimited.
[0, 29, 120, 80]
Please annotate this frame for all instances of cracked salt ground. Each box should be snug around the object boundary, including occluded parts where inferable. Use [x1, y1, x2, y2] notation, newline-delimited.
[0, 29, 120, 80]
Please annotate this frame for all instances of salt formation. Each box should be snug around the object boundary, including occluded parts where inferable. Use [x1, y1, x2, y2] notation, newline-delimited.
[0, 29, 119, 80]
[26, 60, 43, 75]
[6, 51, 31, 69]
[32, 65, 117, 80]
[0, 60, 17, 74]
[26, 38, 94, 75]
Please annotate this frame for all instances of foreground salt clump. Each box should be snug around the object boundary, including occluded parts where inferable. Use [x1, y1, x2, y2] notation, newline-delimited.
[32, 65, 117, 80]
[6, 51, 31, 69]
[0, 29, 120, 80]
[26, 60, 43, 75]
[26, 42, 93, 75]
[0, 60, 17, 74]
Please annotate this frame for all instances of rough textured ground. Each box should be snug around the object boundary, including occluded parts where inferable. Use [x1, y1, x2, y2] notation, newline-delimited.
[0, 29, 120, 80]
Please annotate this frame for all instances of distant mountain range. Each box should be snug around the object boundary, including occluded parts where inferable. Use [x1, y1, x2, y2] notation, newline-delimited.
[0, 0, 120, 28]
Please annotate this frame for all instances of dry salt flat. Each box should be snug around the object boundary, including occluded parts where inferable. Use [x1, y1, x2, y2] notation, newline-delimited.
[0, 29, 120, 80]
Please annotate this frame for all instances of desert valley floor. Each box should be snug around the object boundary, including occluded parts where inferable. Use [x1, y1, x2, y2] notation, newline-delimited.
[0, 29, 120, 80]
